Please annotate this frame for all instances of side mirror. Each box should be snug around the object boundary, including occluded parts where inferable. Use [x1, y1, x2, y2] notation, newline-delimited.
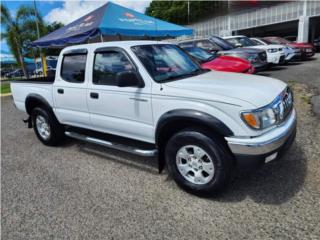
[116, 71, 144, 88]
[235, 43, 242, 48]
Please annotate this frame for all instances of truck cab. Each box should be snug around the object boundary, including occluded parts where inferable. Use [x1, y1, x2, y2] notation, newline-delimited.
[11, 41, 296, 196]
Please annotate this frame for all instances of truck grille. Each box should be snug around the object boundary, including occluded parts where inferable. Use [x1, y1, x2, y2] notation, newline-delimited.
[274, 88, 293, 123]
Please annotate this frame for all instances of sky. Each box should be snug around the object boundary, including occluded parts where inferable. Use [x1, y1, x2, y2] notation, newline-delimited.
[1, 0, 151, 54]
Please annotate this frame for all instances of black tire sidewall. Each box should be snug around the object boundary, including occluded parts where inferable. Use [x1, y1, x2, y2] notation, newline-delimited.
[31, 107, 63, 146]
[165, 130, 233, 196]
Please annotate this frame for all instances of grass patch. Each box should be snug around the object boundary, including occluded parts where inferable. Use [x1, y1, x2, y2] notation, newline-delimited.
[1, 82, 11, 94]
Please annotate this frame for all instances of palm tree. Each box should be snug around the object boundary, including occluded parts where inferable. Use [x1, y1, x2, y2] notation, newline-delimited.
[1, 4, 46, 78]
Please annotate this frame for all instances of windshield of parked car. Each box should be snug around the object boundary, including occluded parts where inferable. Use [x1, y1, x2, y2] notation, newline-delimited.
[132, 44, 207, 82]
[227, 37, 257, 47]
[265, 37, 291, 44]
[258, 38, 273, 45]
[210, 36, 235, 50]
[183, 47, 216, 63]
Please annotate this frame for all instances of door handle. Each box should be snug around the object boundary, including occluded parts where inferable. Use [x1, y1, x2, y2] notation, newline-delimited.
[90, 92, 99, 99]
[57, 88, 64, 94]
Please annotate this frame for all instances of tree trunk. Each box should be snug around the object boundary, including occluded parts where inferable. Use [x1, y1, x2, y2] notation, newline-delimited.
[19, 53, 29, 79]
[14, 36, 29, 79]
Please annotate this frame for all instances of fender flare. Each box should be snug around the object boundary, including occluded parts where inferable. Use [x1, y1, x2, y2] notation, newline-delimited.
[155, 109, 234, 143]
[25, 93, 53, 115]
[155, 109, 234, 173]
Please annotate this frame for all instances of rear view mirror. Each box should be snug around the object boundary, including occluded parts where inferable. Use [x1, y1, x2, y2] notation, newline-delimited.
[116, 71, 144, 88]
[235, 43, 242, 48]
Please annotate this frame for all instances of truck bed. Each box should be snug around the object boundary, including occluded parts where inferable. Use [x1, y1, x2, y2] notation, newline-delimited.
[11, 76, 55, 113]
[11, 76, 55, 84]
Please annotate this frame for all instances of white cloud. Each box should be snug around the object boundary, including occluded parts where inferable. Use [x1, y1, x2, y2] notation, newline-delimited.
[44, 0, 151, 25]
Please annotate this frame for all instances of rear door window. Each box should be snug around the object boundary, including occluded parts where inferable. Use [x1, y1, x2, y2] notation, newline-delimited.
[61, 53, 87, 83]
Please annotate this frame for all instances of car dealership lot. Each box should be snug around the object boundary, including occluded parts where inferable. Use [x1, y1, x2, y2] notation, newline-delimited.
[2, 55, 320, 240]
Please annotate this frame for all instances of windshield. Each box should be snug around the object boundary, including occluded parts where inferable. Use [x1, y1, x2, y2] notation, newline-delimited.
[259, 38, 273, 45]
[266, 37, 291, 44]
[210, 36, 235, 50]
[183, 47, 216, 62]
[132, 44, 205, 82]
[227, 37, 257, 47]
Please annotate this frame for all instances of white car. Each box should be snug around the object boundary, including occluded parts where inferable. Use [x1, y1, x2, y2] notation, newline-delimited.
[223, 35, 286, 64]
[10, 41, 296, 196]
[250, 37, 299, 62]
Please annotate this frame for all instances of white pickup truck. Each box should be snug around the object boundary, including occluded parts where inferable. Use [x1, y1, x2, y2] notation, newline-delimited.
[11, 41, 296, 196]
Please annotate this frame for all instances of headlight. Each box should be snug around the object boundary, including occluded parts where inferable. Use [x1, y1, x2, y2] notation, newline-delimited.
[241, 88, 294, 130]
[241, 108, 277, 129]
[267, 48, 278, 53]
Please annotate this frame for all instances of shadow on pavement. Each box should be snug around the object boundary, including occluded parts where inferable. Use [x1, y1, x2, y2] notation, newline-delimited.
[256, 73, 270, 77]
[69, 136, 306, 205]
[286, 61, 303, 66]
[76, 140, 159, 175]
[264, 66, 287, 72]
[214, 142, 307, 205]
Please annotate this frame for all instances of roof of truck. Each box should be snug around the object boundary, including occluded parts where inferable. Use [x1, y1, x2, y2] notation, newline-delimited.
[61, 40, 172, 52]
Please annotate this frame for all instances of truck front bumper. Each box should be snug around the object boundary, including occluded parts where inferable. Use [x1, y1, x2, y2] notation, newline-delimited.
[225, 109, 297, 169]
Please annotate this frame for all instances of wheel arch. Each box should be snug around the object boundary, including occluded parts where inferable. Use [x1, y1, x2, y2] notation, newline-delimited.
[25, 94, 53, 115]
[155, 109, 234, 173]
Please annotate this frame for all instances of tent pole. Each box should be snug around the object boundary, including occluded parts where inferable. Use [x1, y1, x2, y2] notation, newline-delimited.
[100, 33, 103, 42]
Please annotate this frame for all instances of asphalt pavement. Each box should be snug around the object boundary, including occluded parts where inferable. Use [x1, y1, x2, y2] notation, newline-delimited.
[1, 55, 320, 240]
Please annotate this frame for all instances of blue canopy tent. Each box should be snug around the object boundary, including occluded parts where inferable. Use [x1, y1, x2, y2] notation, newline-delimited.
[0, 50, 34, 65]
[32, 2, 193, 48]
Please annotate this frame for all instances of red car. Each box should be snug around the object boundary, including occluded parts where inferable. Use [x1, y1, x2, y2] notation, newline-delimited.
[183, 47, 255, 74]
[263, 36, 315, 59]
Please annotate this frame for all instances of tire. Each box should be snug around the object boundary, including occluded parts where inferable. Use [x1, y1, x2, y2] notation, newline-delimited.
[165, 129, 234, 197]
[31, 107, 65, 146]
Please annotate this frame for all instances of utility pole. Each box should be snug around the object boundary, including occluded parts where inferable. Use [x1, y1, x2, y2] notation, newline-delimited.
[187, 1, 190, 24]
[33, 0, 47, 77]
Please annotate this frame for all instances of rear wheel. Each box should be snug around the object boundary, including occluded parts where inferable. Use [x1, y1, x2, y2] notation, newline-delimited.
[165, 129, 234, 196]
[31, 107, 65, 146]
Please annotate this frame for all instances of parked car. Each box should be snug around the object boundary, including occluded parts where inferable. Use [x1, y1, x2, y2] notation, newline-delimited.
[11, 41, 296, 196]
[223, 35, 286, 65]
[1, 69, 11, 78]
[313, 36, 320, 52]
[34, 66, 55, 75]
[178, 38, 221, 53]
[5, 69, 24, 78]
[181, 46, 255, 74]
[250, 37, 300, 62]
[180, 37, 268, 72]
[263, 36, 315, 59]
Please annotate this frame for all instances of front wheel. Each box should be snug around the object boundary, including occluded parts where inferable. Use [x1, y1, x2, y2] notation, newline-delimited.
[31, 107, 65, 146]
[165, 130, 234, 197]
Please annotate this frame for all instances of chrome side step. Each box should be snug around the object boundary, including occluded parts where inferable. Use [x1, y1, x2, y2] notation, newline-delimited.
[65, 131, 157, 157]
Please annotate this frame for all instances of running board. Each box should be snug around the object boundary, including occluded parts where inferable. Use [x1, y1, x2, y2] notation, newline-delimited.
[65, 131, 157, 157]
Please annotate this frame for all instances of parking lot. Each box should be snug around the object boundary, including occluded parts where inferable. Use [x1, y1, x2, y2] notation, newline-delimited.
[1, 55, 320, 239]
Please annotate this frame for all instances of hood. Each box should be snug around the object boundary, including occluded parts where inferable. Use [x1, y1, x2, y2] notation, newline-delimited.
[220, 47, 264, 54]
[164, 71, 286, 108]
[201, 56, 251, 73]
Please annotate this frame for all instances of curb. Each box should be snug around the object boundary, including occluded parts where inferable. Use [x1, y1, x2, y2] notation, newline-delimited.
[1, 93, 12, 97]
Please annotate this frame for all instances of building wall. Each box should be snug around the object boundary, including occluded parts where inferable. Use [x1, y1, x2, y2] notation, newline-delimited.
[186, 0, 320, 42]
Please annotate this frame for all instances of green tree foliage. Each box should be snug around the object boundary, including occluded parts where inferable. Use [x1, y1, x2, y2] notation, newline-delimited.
[1, 4, 64, 78]
[146, 1, 228, 25]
